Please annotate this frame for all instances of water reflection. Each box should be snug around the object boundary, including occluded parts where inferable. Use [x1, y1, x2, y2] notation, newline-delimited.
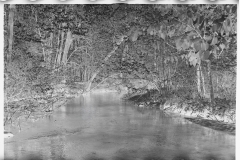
[4, 92, 235, 160]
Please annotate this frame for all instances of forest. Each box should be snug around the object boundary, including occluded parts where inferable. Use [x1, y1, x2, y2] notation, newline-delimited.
[4, 4, 237, 132]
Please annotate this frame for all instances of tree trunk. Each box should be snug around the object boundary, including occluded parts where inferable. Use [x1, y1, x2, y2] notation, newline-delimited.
[54, 29, 60, 67]
[57, 30, 65, 65]
[85, 46, 119, 91]
[154, 50, 157, 72]
[162, 42, 165, 88]
[197, 63, 202, 96]
[207, 60, 214, 106]
[62, 29, 73, 64]
[8, 4, 15, 62]
[168, 65, 171, 90]
[200, 65, 206, 97]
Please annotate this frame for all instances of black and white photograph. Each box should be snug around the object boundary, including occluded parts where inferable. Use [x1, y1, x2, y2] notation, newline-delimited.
[2, 2, 237, 160]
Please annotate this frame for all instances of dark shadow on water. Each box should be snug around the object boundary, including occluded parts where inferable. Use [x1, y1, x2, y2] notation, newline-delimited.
[84, 154, 105, 160]
[172, 152, 190, 160]
[4, 154, 72, 160]
[202, 154, 234, 160]
[143, 155, 165, 160]
[3, 152, 235, 160]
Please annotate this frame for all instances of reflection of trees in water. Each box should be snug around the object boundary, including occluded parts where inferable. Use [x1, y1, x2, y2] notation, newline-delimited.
[84, 92, 121, 107]
[50, 136, 66, 160]
[58, 95, 85, 116]
[5, 135, 68, 160]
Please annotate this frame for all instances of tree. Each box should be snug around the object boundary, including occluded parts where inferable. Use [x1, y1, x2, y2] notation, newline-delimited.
[7, 4, 15, 62]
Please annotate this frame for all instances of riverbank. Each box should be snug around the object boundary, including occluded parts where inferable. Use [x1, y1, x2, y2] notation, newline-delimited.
[4, 83, 122, 138]
[4, 82, 84, 135]
[124, 90, 236, 135]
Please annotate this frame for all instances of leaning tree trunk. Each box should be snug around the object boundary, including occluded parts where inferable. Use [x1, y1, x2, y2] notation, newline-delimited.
[207, 60, 214, 106]
[62, 29, 73, 64]
[56, 30, 65, 65]
[85, 46, 119, 92]
[8, 4, 15, 62]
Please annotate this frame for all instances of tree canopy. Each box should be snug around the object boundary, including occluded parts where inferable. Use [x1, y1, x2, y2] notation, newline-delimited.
[4, 4, 237, 100]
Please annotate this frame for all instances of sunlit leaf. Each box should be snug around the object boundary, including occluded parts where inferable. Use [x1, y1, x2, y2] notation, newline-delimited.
[150, 30, 154, 35]
[131, 30, 139, 42]
[147, 27, 153, 35]
[220, 43, 225, 50]
[160, 32, 166, 40]
[189, 51, 200, 66]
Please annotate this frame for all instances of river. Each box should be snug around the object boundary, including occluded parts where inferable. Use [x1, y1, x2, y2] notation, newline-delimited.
[4, 92, 235, 160]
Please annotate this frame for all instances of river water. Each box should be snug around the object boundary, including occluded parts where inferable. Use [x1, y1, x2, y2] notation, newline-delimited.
[4, 92, 235, 160]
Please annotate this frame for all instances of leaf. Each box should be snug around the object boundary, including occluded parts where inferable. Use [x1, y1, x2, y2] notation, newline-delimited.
[222, 21, 228, 32]
[147, 27, 153, 35]
[220, 28, 224, 36]
[212, 46, 219, 56]
[199, 21, 204, 31]
[127, 27, 136, 36]
[167, 29, 175, 37]
[150, 30, 154, 35]
[175, 38, 183, 50]
[187, 31, 197, 40]
[164, 57, 169, 64]
[187, 10, 193, 18]
[220, 43, 225, 50]
[131, 30, 139, 42]
[193, 41, 201, 51]
[198, 16, 204, 25]
[211, 36, 218, 45]
[201, 51, 210, 61]
[185, 26, 193, 32]
[189, 52, 199, 67]
[111, 4, 119, 10]
[174, 56, 178, 62]
[232, 5, 237, 13]
[182, 39, 190, 50]
[181, 55, 185, 59]
[226, 18, 232, 28]
[152, 43, 157, 50]
[234, 22, 237, 32]
[205, 35, 212, 42]
[212, 23, 219, 32]
[201, 41, 209, 51]
[160, 32, 166, 40]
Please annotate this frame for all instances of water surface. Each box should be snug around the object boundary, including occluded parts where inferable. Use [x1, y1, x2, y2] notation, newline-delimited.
[4, 92, 235, 160]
